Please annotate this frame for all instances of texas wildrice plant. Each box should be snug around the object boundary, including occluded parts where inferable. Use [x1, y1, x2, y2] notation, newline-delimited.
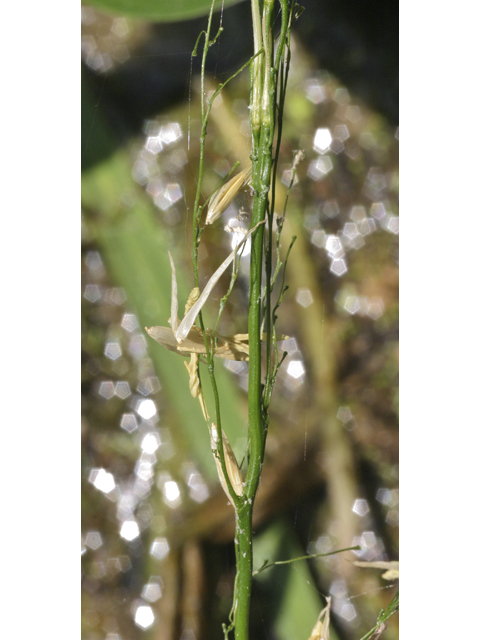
[146, 1, 302, 637]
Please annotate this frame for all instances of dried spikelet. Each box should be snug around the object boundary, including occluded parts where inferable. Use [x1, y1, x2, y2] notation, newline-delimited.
[292, 149, 305, 170]
[146, 325, 290, 361]
[224, 223, 248, 235]
[211, 424, 243, 499]
[354, 560, 399, 581]
[146, 325, 251, 360]
[307, 596, 331, 640]
[184, 287, 200, 315]
[206, 166, 252, 225]
[184, 353, 200, 397]
[146, 325, 289, 361]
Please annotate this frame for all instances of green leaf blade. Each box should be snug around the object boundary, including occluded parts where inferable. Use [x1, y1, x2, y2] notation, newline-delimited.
[84, 0, 243, 23]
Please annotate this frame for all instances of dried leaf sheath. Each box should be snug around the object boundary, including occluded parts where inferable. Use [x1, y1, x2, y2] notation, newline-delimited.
[168, 251, 179, 332]
[211, 424, 244, 497]
[184, 353, 200, 397]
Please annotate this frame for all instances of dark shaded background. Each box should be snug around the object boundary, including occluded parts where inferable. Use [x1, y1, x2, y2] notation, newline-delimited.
[82, 0, 398, 170]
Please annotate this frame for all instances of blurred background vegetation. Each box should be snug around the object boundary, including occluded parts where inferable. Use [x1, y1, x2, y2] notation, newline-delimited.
[81, 1, 398, 639]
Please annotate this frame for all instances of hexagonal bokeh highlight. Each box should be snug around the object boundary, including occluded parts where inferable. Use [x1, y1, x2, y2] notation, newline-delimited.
[160, 122, 182, 145]
[352, 498, 370, 517]
[85, 250, 103, 271]
[325, 235, 344, 259]
[115, 381, 131, 399]
[342, 222, 359, 240]
[141, 432, 161, 454]
[135, 460, 154, 482]
[186, 470, 210, 504]
[334, 87, 350, 104]
[387, 216, 399, 234]
[340, 603, 357, 621]
[84, 284, 101, 303]
[129, 334, 148, 359]
[311, 229, 326, 248]
[333, 124, 350, 141]
[85, 531, 103, 550]
[120, 412, 138, 433]
[104, 342, 122, 360]
[330, 258, 348, 277]
[161, 480, 181, 508]
[105, 287, 127, 305]
[145, 135, 163, 154]
[313, 128, 332, 154]
[120, 520, 140, 541]
[323, 200, 340, 218]
[141, 580, 163, 603]
[135, 398, 157, 420]
[164, 182, 183, 205]
[286, 360, 305, 379]
[337, 406, 353, 424]
[134, 604, 155, 630]
[307, 156, 333, 181]
[150, 537, 170, 560]
[367, 299, 384, 320]
[344, 296, 360, 315]
[89, 468, 116, 494]
[121, 313, 139, 332]
[281, 168, 298, 187]
[346, 105, 361, 122]
[98, 381, 115, 400]
[295, 288, 313, 308]
[304, 78, 327, 104]
[370, 202, 387, 221]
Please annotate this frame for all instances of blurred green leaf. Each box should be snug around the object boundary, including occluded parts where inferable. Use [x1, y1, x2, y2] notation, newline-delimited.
[253, 519, 340, 640]
[84, 0, 243, 22]
[81, 70, 247, 480]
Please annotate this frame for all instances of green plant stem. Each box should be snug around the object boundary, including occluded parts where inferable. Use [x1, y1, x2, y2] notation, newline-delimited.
[189, 2, 293, 637]
[232, 503, 254, 640]
[190, 2, 263, 509]
[191, 1, 234, 503]
[232, 3, 291, 639]
[245, 0, 275, 497]
[232, 146, 270, 640]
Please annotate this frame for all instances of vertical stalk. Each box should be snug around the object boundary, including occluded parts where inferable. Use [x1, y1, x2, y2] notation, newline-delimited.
[232, 2, 290, 639]
[250, 0, 263, 139]
[246, 0, 274, 494]
[231, 149, 271, 640]
[232, 504, 254, 640]
[189, 2, 292, 638]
